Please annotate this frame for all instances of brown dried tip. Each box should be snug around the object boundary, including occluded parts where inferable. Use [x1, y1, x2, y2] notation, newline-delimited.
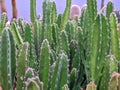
[70, 5, 81, 20]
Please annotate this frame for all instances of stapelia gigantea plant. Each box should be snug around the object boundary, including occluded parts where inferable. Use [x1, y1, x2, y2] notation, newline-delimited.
[0, 0, 120, 90]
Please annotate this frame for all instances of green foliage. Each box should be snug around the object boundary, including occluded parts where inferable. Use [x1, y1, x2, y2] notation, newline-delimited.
[0, 0, 120, 90]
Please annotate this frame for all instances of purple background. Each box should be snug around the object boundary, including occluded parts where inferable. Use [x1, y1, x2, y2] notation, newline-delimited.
[1, 0, 120, 21]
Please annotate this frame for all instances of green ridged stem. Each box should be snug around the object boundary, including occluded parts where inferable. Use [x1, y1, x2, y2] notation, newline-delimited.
[99, 55, 118, 90]
[96, 14, 109, 84]
[86, 1, 97, 72]
[57, 14, 62, 28]
[60, 0, 71, 30]
[16, 42, 29, 90]
[80, 5, 89, 53]
[109, 12, 120, 61]
[39, 39, 51, 90]
[57, 53, 69, 90]
[89, 13, 98, 81]
[0, 13, 7, 35]
[80, 5, 89, 31]
[86, 82, 96, 90]
[69, 40, 80, 70]
[70, 68, 77, 89]
[77, 27, 84, 61]
[38, 20, 43, 45]
[8, 29, 16, 86]
[34, 19, 40, 60]
[77, 27, 88, 84]
[30, 0, 36, 22]
[11, 22, 23, 46]
[106, 1, 114, 55]
[42, 0, 52, 43]
[52, 23, 59, 51]
[87, 0, 97, 62]
[99, 56, 110, 90]
[87, 0, 97, 25]
[77, 26, 88, 85]
[50, 49, 57, 65]
[59, 30, 70, 57]
[24, 23, 36, 68]
[0, 28, 16, 90]
[51, 2, 57, 23]
[51, 52, 69, 90]
[106, 1, 114, 18]
[47, 62, 56, 90]
[50, 60, 59, 90]
[1, 29, 12, 90]
[89, 14, 109, 82]
[65, 21, 74, 43]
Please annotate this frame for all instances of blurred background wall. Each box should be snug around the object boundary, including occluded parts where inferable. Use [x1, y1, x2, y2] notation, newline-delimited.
[1, 0, 120, 21]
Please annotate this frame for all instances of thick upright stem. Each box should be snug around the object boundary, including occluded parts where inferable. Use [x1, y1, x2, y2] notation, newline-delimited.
[11, 0, 18, 19]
